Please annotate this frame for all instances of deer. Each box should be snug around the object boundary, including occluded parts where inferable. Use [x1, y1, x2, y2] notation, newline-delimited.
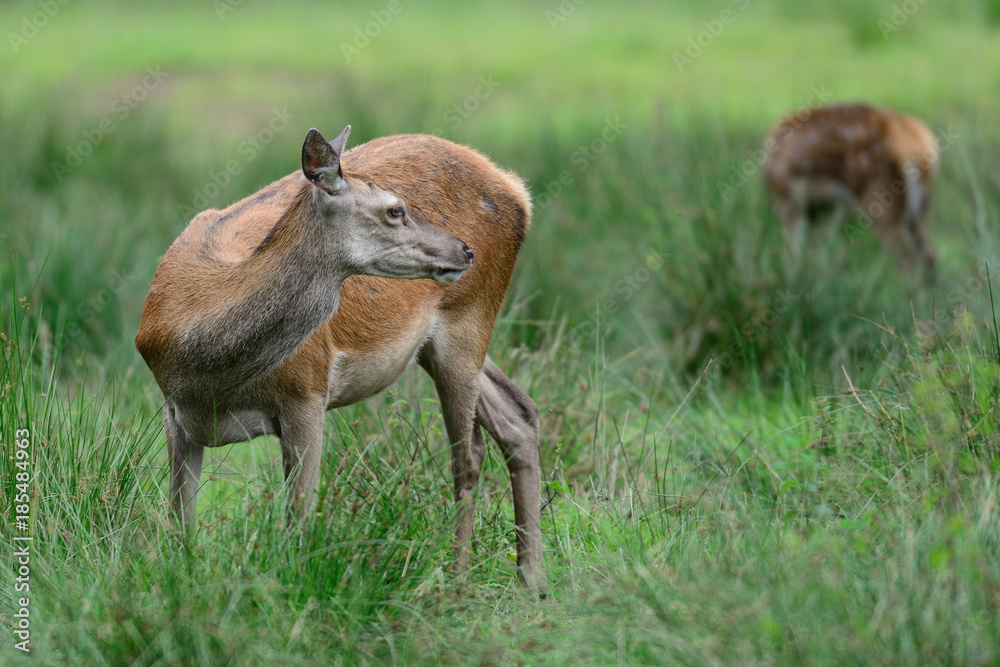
[135, 125, 546, 593]
[762, 102, 938, 279]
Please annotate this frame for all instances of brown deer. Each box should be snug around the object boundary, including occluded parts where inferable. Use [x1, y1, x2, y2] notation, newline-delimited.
[136, 126, 545, 592]
[762, 102, 938, 277]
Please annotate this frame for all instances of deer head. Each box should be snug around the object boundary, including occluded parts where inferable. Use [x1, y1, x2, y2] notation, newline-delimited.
[301, 126, 473, 283]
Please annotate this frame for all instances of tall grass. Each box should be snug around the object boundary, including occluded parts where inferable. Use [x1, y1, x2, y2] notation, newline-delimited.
[4, 293, 1000, 662]
[4, 2, 1000, 662]
[5, 94, 1000, 658]
[0, 274, 497, 663]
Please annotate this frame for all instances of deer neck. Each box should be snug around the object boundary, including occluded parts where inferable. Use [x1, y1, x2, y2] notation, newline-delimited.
[176, 185, 349, 399]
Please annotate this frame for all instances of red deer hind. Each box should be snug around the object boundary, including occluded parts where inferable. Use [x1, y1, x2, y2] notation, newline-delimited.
[763, 102, 938, 278]
[136, 125, 545, 592]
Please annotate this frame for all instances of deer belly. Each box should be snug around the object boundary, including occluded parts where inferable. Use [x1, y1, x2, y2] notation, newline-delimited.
[325, 347, 421, 409]
[174, 404, 276, 447]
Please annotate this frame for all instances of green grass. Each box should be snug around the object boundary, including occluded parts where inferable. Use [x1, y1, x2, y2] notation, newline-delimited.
[3, 1, 1000, 664]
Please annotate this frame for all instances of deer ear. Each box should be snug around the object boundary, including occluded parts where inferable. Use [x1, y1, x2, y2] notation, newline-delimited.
[301, 127, 346, 192]
[329, 124, 351, 156]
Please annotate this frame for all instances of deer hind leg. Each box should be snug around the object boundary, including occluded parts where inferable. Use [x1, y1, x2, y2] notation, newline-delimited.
[165, 403, 204, 531]
[418, 342, 485, 574]
[476, 355, 546, 593]
[901, 195, 938, 282]
[858, 179, 901, 263]
[278, 396, 326, 518]
[910, 218, 938, 282]
[893, 211, 936, 275]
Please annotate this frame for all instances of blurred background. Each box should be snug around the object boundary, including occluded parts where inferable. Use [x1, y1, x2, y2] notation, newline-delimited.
[4, 2, 1000, 662]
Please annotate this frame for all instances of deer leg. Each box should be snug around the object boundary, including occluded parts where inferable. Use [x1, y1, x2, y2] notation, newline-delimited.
[476, 355, 546, 594]
[915, 225, 938, 283]
[902, 210, 938, 282]
[165, 403, 204, 531]
[419, 345, 484, 574]
[874, 200, 937, 281]
[279, 397, 326, 518]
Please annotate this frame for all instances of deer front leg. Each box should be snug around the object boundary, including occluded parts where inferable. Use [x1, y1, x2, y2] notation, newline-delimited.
[420, 347, 485, 574]
[444, 381, 485, 573]
[165, 403, 204, 531]
[279, 397, 326, 519]
[477, 356, 546, 594]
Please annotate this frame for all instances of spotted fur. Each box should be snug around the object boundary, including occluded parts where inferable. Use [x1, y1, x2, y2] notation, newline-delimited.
[763, 102, 938, 277]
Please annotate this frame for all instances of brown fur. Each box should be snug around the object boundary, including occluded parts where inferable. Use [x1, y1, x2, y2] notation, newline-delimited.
[136, 130, 545, 592]
[762, 102, 938, 277]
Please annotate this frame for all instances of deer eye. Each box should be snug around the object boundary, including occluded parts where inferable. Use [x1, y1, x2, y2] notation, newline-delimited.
[388, 205, 404, 219]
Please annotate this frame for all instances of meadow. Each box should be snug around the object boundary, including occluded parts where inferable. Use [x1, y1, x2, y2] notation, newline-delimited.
[2, 0, 1000, 663]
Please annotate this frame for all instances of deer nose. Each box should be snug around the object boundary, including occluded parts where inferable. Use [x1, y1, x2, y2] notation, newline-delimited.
[463, 245, 474, 264]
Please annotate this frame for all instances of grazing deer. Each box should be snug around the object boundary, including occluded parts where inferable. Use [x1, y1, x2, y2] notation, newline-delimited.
[135, 126, 545, 592]
[762, 102, 938, 277]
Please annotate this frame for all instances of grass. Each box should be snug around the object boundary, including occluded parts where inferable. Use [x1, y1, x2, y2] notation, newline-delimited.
[5, 291, 1000, 663]
[3, 0, 1000, 663]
